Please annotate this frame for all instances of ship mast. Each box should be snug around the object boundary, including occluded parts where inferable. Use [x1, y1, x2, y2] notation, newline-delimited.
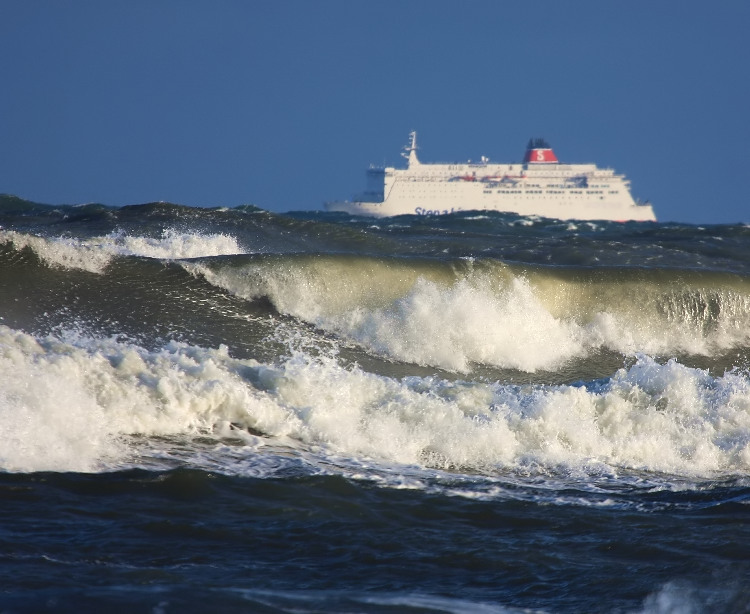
[402, 131, 420, 167]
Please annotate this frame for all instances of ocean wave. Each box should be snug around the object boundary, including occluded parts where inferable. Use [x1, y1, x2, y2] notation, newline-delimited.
[0, 228, 244, 272]
[1, 325, 748, 479]
[188, 254, 750, 372]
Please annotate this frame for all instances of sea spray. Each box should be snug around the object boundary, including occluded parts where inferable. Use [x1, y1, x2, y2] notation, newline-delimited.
[0, 228, 243, 273]
[3, 323, 748, 478]
[189, 253, 750, 372]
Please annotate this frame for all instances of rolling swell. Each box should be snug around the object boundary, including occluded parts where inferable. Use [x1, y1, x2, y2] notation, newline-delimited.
[189, 252, 750, 374]
[0, 234, 282, 360]
[5, 214, 750, 378]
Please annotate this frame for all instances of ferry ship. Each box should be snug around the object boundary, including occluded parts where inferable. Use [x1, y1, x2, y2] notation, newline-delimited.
[325, 132, 656, 221]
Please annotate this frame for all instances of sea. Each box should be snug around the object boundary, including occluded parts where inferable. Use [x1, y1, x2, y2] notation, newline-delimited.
[1, 194, 749, 613]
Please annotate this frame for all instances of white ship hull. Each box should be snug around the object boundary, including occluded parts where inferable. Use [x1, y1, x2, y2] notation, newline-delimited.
[326, 133, 656, 222]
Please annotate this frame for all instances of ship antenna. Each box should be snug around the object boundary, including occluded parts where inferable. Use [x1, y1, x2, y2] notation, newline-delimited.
[402, 131, 420, 167]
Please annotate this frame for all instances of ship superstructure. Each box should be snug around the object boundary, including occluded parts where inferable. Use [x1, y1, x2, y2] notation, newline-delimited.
[325, 132, 656, 221]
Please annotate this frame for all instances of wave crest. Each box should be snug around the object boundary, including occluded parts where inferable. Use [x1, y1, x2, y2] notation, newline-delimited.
[190, 254, 750, 372]
[0, 228, 243, 272]
[2, 325, 749, 478]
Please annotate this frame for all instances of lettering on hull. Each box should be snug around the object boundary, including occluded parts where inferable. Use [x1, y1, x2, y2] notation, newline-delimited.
[415, 207, 457, 216]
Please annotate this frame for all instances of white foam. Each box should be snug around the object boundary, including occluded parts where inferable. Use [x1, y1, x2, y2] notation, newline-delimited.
[0, 229, 243, 273]
[233, 590, 524, 614]
[107, 228, 243, 260]
[192, 260, 584, 373]
[0, 326, 270, 472]
[549, 282, 750, 358]
[1, 230, 113, 273]
[193, 259, 750, 373]
[1, 325, 749, 478]
[328, 276, 585, 372]
[638, 583, 701, 614]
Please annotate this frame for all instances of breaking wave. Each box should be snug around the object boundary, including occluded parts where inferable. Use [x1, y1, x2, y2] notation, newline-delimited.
[0, 228, 243, 273]
[2, 325, 748, 479]
[189, 254, 750, 373]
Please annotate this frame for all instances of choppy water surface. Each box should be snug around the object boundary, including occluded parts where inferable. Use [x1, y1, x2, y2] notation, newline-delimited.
[1, 195, 749, 613]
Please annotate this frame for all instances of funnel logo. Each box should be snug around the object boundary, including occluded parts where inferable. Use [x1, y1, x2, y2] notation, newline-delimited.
[524, 139, 559, 164]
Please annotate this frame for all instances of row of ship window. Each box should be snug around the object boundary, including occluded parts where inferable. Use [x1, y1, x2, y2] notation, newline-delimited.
[399, 178, 614, 190]
[481, 190, 620, 195]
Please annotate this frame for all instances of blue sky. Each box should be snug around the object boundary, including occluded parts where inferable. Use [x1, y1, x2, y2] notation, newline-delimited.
[1, 1, 748, 224]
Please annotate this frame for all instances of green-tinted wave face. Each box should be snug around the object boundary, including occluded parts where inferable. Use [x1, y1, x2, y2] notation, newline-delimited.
[6, 202, 750, 381]
[185, 252, 750, 374]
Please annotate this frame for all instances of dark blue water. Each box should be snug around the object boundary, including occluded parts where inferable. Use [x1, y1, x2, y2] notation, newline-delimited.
[1, 196, 749, 612]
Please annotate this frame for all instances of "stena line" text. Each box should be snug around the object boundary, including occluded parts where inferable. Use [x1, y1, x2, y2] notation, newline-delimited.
[414, 207, 457, 216]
